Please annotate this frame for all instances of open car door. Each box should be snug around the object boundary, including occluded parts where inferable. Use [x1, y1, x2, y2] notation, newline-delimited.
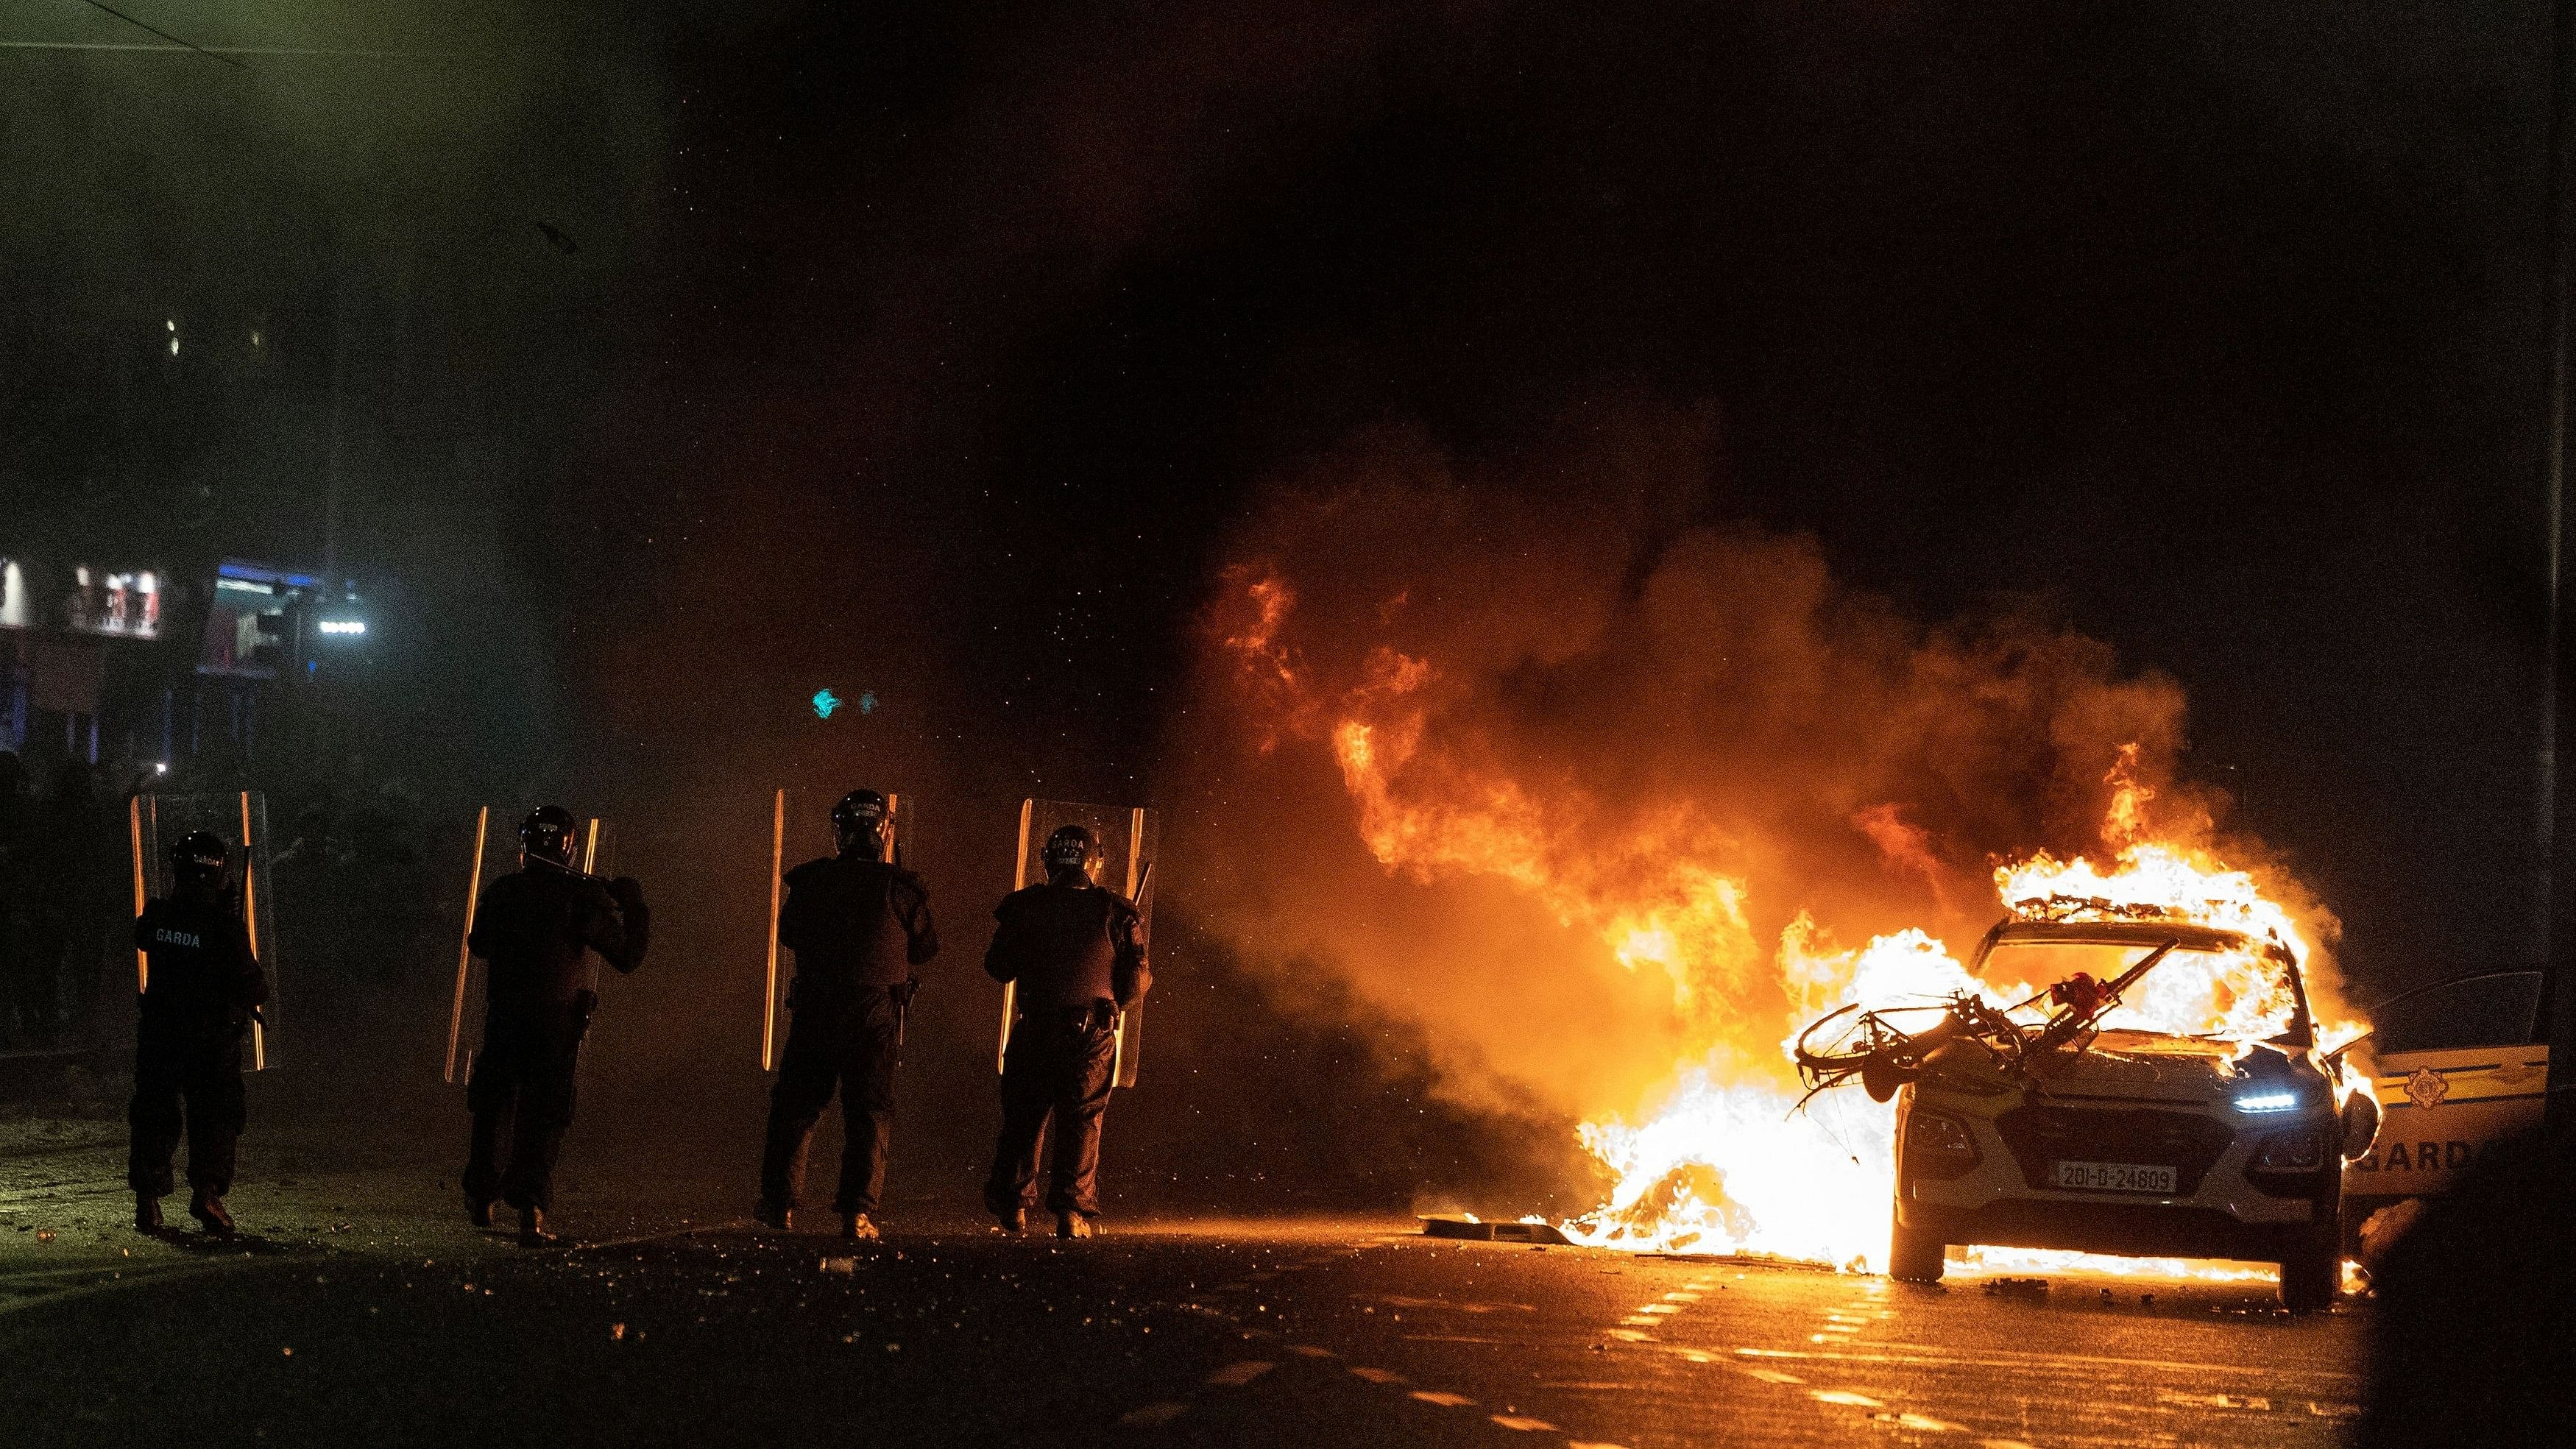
[2339, 969, 2548, 1209]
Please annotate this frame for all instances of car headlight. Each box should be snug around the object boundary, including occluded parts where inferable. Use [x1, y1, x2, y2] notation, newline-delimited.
[2232, 1090, 2304, 1114]
[1909, 1110, 1973, 1154]
[2251, 1128, 2326, 1173]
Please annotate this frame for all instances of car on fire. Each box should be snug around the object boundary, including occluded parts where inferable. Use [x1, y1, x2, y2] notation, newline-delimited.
[1798, 916, 2375, 1311]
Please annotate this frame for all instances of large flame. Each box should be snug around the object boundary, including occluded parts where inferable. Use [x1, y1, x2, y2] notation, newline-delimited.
[1218, 564, 2357, 1276]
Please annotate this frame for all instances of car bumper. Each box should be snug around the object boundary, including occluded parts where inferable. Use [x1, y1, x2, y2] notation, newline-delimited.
[1897, 1196, 2318, 1261]
[1899, 1106, 2335, 1261]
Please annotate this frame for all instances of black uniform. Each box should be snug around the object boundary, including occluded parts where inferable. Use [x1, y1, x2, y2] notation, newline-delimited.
[982, 882, 1150, 1220]
[128, 895, 268, 1200]
[758, 856, 939, 1216]
[462, 865, 648, 1214]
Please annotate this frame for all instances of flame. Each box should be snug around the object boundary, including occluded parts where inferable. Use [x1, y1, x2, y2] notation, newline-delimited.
[1328, 666, 1767, 1021]
[1992, 748, 2364, 1050]
[1218, 567, 2360, 1278]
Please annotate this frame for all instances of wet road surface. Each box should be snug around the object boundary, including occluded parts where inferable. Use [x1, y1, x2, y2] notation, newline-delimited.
[1, 1131, 2366, 1449]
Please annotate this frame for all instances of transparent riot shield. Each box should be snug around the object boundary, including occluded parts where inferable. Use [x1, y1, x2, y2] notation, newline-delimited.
[443, 808, 617, 1084]
[129, 792, 277, 1071]
[999, 798, 1158, 1088]
[760, 788, 919, 1070]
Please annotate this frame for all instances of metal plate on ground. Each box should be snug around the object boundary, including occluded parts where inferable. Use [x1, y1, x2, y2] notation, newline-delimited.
[1419, 1216, 1572, 1245]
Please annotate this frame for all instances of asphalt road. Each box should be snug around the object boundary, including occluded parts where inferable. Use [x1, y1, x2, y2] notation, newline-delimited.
[0, 1124, 2367, 1449]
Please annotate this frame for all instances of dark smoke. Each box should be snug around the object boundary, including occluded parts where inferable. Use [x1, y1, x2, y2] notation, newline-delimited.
[1174, 408, 2341, 1124]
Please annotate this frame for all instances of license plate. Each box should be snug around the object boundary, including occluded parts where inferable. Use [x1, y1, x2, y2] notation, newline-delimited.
[2051, 1161, 2176, 1194]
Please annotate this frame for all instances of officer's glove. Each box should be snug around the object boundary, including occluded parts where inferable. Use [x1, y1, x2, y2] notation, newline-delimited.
[607, 876, 646, 911]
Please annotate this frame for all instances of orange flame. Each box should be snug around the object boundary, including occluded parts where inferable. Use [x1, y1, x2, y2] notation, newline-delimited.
[1218, 567, 2357, 1275]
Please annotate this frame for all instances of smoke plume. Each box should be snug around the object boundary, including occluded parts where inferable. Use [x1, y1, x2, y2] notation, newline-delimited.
[1168, 410, 2341, 1128]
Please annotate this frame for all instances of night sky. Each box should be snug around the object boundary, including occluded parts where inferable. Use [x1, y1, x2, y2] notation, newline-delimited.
[4, 1, 2559, 1049]
[583, 0, 2555, 1001]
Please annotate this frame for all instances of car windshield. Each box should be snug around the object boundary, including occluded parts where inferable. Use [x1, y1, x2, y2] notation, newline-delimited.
[1983, 938, 2303, 1044]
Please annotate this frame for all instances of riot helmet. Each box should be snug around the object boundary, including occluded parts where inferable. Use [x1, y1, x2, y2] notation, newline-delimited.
[519, 805, 581, 870]
[1041, 824, 1103, 885]
[169, 830, 227, 890]
[832, 789, 891, 860]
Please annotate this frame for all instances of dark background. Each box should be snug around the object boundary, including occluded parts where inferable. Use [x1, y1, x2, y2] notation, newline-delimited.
[0, 1, 2554, 1206]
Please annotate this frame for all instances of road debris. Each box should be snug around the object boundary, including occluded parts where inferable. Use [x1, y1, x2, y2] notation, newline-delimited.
[1419, 1216, 1570, 1244]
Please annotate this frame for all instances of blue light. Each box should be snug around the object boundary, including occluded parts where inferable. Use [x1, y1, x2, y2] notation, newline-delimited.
[858, 690, 878, 715]
[2234, 1091, 2301, 1114]
[812, 688, 841, 720]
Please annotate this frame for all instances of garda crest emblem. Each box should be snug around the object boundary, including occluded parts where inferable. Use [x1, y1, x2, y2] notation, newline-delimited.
[2404, 1066, 2448, 1110]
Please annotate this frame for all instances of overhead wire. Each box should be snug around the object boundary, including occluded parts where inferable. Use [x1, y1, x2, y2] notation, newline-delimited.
[73, 0, 241, 68]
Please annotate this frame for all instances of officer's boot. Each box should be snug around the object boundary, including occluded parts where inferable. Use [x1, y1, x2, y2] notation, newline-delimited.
[188, 1190, 235, 1237]
[751, 1200, 794, 1231]
[135, 1194, 163, 1234]
[991, 1206, 1026, 1236]
[1055, 1211, 1097, 1240]
[517, 1205, 556, 1246]
[464, 1191, 495, 1229]
[842, 1212, 880, 1242]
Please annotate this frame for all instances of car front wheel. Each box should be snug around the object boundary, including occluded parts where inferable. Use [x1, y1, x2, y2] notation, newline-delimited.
[2277, 1218, 2340, 1313]
[1889, 1213, 1945, 1283]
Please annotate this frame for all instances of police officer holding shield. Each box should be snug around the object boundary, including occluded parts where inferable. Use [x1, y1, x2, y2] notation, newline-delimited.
[130, 831, 269, 1236]
[462, 807, 650, 1244]
[755, 790, 938, 1240]
[983, 824, 1149, 1239]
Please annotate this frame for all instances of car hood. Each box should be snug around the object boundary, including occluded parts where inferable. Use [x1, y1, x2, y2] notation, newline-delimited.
[1928, 1031, 2314, 1106]
[2029, 1035, 2243, 1102]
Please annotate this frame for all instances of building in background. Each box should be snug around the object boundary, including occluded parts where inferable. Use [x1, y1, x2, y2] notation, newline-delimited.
[1, 551, 372, 774]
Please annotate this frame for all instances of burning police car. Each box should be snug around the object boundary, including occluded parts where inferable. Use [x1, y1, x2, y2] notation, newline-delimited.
[1797, 917, 2370, 1311]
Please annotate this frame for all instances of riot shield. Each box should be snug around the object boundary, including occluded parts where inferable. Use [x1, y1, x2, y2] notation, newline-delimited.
[998, 798, 1158, 1088]
[760, 788, 918, 1070]
[443, 808, 617, 1084]
[129, 792, 278, 1071]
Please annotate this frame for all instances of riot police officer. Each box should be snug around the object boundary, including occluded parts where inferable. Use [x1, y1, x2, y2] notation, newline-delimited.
[755, 789, 938, 1240]
[982, 824, 1149, 1239]
[462, 807, 649, 1244]
[130, 831, 269, 1236]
